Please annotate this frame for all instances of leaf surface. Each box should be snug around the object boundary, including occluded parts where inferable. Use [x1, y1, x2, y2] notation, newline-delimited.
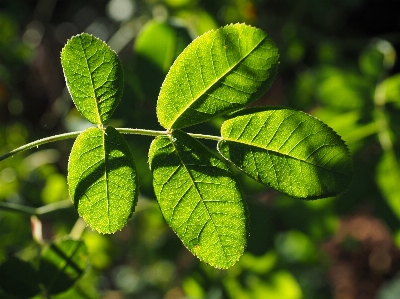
[39, 239, 87, 295]
[218, 107, 353, 198]
[157, 23, 279, 129]
[68, 127, 138, 233]
[61, 33, 124, 124]
[148, 130, 247, 269]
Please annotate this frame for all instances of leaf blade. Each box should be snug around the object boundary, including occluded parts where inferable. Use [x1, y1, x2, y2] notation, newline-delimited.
[68, 127, 138, 233]
[148, 130, 247, 269]
[218, 107, 353, 198]
[61, 33, 124, 124]
[39, 239, 88, 295]
[157, 23, 279, 129]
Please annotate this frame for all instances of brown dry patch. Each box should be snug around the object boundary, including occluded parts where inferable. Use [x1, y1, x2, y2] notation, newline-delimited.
[323, 212, 400, 299]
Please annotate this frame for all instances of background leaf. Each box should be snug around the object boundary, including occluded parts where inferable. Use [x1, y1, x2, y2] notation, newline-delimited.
[148, 130, 247, 269]
[39, 239, 87, 295]
[133, 20, 192, 102]
[61, 33, 124, 125]
[218, 107, 353, 198]
[157, 23, 279, 129]
[0, 256, 41, 298]
[68, 126, 138, 233]
[376, 151, 400, 220]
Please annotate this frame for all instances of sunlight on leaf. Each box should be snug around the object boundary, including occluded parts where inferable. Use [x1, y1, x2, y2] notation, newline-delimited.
[68, 127, 138, 233]
[157, 23, 279, 129]
[218, 107, 353, 198]
[61, 33, 124, 125]
[148, 130, 247, 269]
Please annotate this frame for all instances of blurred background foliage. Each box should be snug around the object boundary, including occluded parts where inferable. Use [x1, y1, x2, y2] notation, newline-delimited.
[1, 0, 400, 298]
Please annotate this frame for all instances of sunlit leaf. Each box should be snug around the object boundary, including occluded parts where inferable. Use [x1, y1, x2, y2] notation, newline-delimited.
[68, 127, 138, 233]
[61, 33, 124, 125]
[148, 130, 247, 269]
[39, 239, 87, 295]
[0, 257, 41, 298]
[157, 23, 279, 129]
[218, 107, 353, 198]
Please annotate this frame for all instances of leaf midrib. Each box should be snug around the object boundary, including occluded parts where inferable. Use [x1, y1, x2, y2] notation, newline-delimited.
[168, 33, 268, 128]
[102, 129, 111, 233]
[78, 35, 102, 125]
[220, 138, 351, 177]
[169, 135, 229, 266]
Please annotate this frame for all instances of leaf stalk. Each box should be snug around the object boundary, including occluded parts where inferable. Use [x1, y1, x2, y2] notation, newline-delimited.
[0, 128, 222, 162]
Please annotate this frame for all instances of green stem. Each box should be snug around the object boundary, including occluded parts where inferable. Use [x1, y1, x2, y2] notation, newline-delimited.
[118, 128, 222, 141]
[0, 128, 222, 162]
[0, 200, 72, 216]
[0, 131, 81, 162]
[116, 128, 168, 137]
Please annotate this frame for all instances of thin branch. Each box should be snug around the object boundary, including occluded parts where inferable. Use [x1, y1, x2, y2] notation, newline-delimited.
[0, 200, 72, 216]
[117, 128, 222, 141]
[116, 128, 168, 137]
[0, 128, 222, 163]
[0, 131, 81, 162]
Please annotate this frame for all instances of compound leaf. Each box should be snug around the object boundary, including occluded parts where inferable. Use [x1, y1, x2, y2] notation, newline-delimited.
[148, 130, 247, 269]
[218, 107, 353, 199]
[157, 23, 279, 129]
[39, 239, 87, 295]
[61, 33, 124, 125]
[68, 127, 138, 233]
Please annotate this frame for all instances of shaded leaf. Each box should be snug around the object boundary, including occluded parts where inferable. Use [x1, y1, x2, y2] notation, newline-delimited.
[157, 23, 279, 129]
[39, 239, 87, 295]
[148, 130, 247, 269]
[0, 257, 41, 298]
[61, 33, 124, 125]
[218, 107, 353, 198]
[134, 20, 192, 101]
[68, 127, 138, 233]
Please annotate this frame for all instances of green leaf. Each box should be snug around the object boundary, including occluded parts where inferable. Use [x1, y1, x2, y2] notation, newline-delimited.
[157, 23, 279, 129]
[39, 239, 87, 295]
[217, 107, 353, 198]
[376, 151, 400, 220]
[379, 74, 400, 104]
[315, 67, 373, 110]
[61, 33, 124, 125]
[148, 130, 247, 269]
[0, 257, 41, 298]
[68, 126, 138, 233]
[134, 20, 192, 101]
